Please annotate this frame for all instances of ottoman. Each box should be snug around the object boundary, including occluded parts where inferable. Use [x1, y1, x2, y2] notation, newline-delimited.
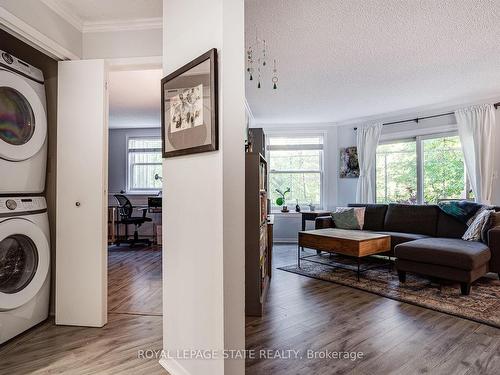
[394, 238, 491, 295]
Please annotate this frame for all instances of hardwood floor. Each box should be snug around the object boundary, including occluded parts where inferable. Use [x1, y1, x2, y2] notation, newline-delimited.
[246, 244, 500, 375]
[108, 246, 162, 316]
[2, 243, 499, 374]
[0, 246, 164, 375]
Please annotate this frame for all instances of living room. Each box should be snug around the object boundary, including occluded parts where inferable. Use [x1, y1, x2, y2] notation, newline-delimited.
[0, 1, 499, 374]
[245, 1, 500, 374]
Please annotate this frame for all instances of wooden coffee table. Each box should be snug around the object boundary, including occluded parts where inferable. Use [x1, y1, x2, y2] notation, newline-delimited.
[298, 228, 391, 281]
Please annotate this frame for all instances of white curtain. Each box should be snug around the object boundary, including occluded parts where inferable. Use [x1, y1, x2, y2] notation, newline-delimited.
[356, 123, 383, 203]
[455, 104, 496, 204]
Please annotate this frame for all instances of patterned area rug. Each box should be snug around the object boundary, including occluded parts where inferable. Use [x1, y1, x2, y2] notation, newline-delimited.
[278, 253, 500, 328]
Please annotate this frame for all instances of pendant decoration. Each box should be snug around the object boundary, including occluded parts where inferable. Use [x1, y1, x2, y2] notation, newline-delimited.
[246, 28, 279, 91]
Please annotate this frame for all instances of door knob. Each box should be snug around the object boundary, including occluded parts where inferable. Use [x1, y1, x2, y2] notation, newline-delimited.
[75, 202, 81, 207]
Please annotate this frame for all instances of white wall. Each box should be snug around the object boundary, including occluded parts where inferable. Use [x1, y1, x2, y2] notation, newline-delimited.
[0, 0, 82, 58]
[83, 28, 162, 59]
[161, 1, 245, 375]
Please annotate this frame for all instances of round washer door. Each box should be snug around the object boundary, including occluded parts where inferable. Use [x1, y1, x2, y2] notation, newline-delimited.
[0, 218, 49, 311]
[0, 70, 47, 161]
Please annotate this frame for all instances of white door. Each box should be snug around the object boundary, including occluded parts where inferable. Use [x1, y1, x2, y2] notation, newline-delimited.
[56, 60, 108, 327]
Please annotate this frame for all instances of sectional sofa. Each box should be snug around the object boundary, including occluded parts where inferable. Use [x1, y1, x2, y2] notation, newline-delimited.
[315, 203, 500, 295]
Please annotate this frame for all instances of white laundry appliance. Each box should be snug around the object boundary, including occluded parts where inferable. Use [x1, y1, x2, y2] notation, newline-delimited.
[0, 196, 50, 344]
[0, 50, 47, 194]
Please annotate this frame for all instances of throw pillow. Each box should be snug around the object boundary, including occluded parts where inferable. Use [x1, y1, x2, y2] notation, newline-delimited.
[466, 204, 494, 226]
[331, 207, 365, 230]
[462, 209, 494, 242]
[437, 201, 483, 224]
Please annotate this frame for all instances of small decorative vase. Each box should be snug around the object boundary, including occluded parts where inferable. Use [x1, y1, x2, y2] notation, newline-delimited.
[281, 205, 289, 213]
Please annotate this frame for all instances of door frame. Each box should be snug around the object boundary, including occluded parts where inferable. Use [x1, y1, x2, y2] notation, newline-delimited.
[105, 55, 163, 323]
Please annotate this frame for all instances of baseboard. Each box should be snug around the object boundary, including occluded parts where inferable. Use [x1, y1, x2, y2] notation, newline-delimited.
[159, 358, 191, 375]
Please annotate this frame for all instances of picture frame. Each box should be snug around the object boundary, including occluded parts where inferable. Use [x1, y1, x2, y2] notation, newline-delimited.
[161, 48, 218, 158]
[339, 146, 360, 178]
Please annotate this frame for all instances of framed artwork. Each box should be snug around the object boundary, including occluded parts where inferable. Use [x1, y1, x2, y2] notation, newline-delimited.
[161, 48, 218, 158]
[339, 146, 359, 178]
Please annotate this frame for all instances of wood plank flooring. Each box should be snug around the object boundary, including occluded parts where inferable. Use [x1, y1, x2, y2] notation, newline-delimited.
[245, 244, 500, 375]
[108, 246, 162, 315]
[2, 243, 499, 374]
[0, 246, 164, 375]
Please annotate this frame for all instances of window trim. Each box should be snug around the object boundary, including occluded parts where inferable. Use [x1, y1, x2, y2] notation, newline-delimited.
[376, 131, 469, 204]
[126, 136, 162, 194]
[267, 133, 325, 209]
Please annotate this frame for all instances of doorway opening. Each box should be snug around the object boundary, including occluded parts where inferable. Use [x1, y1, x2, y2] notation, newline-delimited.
[106, 66, 163, 322]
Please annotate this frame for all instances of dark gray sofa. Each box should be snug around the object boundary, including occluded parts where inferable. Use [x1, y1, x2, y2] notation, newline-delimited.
[315, 203, 500, 295]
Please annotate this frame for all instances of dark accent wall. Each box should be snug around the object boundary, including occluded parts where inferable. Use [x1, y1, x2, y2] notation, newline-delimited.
[0, 28, 58, 314]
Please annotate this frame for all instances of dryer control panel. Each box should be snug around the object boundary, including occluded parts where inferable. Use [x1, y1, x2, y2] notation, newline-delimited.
[0, 197, 47, 214]
[0, 49, 44, 83]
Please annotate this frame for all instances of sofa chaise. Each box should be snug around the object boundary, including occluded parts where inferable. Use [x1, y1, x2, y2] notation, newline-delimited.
[315, 203, 500, 295]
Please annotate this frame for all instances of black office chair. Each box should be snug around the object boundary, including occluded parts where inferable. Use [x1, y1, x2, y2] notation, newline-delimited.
[114, 194, 152, 246]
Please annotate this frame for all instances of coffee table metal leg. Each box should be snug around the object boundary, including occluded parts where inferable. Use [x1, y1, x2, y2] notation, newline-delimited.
[357, 257, 360, 281]
[297, 243, 301, 268]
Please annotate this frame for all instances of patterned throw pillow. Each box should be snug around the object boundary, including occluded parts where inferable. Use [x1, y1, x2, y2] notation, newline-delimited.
[437, 201, 483, 224]
[466, 205, 494, 226]
[331, 207, 365, 230]
[462, 209, 494, 242]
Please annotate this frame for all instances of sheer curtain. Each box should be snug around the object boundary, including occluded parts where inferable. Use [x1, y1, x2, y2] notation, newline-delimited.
[356, 123, 383, 203]
[454, 104, 496, 204]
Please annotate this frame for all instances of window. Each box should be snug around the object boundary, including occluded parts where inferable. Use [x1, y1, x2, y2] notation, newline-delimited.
[376, 133, 468, 204]
[127, 137, 162, 192]
[268, 135, 324, 209]
[422, 135, 466, 203]
[376, 140, 417, 204]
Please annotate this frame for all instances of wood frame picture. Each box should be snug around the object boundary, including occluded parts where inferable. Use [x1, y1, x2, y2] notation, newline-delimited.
[161, 48, 218, 158]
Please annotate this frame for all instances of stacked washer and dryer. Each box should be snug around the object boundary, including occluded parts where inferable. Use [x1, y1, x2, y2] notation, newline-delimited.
[0, 50, 51, 344]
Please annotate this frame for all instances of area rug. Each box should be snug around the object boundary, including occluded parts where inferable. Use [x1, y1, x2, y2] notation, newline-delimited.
[278, 254, 500, 328]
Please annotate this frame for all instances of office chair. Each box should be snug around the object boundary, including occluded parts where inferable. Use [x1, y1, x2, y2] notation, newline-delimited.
[114, 194, 152, 246]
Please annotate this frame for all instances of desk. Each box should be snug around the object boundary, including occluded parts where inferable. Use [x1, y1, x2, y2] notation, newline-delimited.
[301, 210, 331, 231]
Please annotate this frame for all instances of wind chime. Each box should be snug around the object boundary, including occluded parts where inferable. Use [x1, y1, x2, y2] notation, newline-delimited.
[246, 30, 279, 90]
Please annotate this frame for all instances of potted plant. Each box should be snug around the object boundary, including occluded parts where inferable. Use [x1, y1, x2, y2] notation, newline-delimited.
[275, 187, 290, 212]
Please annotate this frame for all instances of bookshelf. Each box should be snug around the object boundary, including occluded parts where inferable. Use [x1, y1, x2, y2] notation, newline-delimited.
[245, 152, 272, 316]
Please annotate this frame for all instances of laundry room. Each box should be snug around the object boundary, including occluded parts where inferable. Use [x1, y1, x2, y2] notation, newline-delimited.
[0, 28, 58, 323]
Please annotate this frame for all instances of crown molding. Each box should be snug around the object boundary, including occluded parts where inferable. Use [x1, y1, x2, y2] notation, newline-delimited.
[82, 17, 162, 33]
[41, 0, 84, 31]
[41, 0, 162, 33]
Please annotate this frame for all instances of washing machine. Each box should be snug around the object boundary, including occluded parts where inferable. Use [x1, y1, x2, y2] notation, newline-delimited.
[0, 196, 50, 344]
[0, 50, 47, 194]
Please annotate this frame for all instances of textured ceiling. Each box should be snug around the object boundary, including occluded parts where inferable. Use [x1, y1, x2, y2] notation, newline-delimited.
[245, 0, 500, 124]
[109, 69, 162, 129]
[48, 0, 162, 22]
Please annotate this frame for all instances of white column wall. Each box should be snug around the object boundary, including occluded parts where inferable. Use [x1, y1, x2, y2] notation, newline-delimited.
[161, 1, 245, 374]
